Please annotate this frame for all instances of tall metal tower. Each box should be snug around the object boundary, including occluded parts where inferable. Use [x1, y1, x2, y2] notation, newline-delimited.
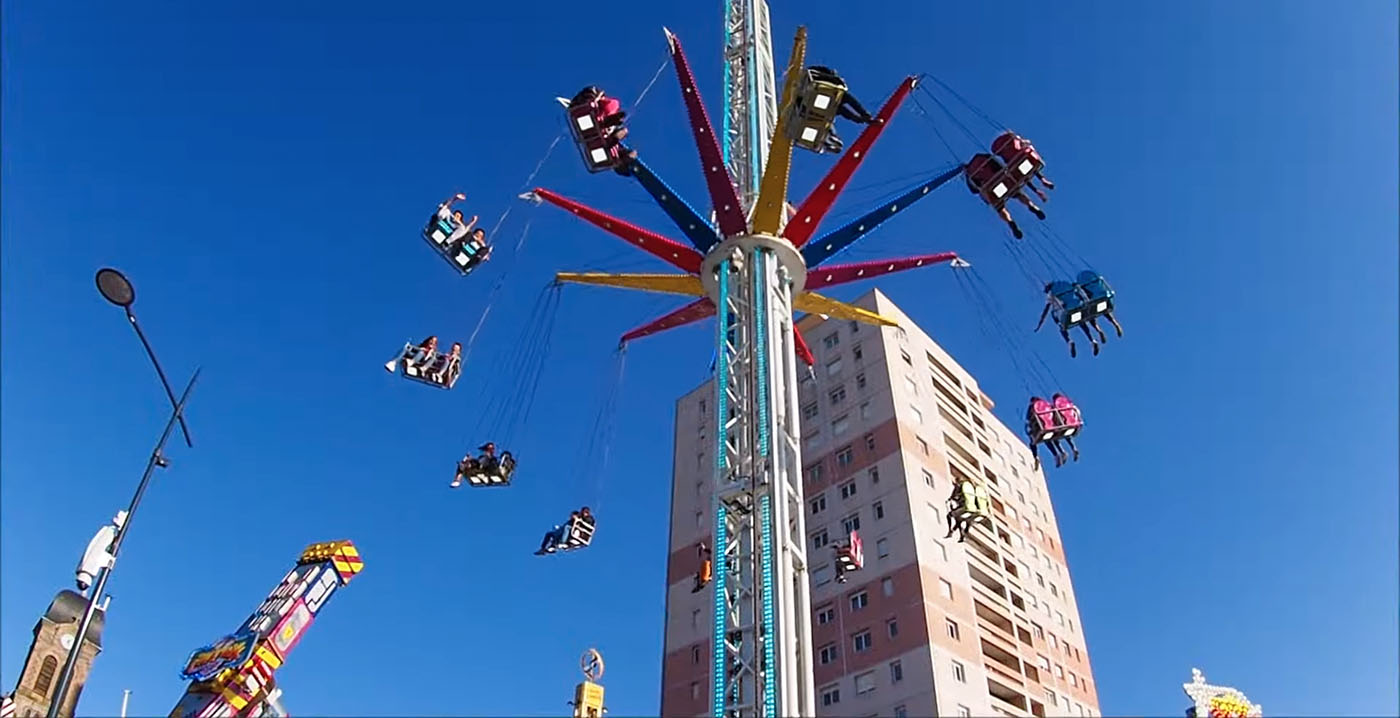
[536, 4, 964, 715]
[722, 0, 777, 214]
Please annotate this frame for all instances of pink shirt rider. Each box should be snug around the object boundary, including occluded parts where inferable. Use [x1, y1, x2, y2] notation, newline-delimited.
[1030, 397, 1056, 432]
[599, 97, 622, 118]
[991, 131, 1041, 165]
[1052, 395, 1081, 428]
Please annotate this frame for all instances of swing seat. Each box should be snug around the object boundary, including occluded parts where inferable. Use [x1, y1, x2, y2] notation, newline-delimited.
[1049, 281, 1090, 329]
[786, 70, 847, 153]
[566, 94, 626, 173]
[1029, 408, 1079, 443]
[421, 215, 484, 276]
[394, 343, 462, 390]
[554, 515, 596, 551]
[461, 452, 516, 487]
[834, 530, 864, 572]
[1075, 273, 1115, 319]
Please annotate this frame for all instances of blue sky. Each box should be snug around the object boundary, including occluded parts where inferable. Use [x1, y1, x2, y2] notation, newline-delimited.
[3, 0, 1396, 715]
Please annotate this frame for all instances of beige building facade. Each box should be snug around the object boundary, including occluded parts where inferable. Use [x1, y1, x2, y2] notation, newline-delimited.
[660, 289, 1100, 718]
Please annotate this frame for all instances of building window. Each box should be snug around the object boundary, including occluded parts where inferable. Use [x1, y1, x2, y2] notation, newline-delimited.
[853, 343, 863, 361]
[873, 501, 884, 520]
[1069, 672, 1078, 687]
[691, 645, 701, 664]
[830, 386, 847, 406]
[810, 494, 826, 514]
[817, 605, 835, 624]
[690, 681, 701, 699]
[819, 643, 840, 665]
[859, 400, 871, 418]
[895, 706, 908, 718]
[35, 655, 58, 697]
[882, 577, 895, 597]
[945, 618, 960, 640]
[840, 480, 857, 499]
[917, 437, 929, 455]
[1037, 573, 1045, 587]
[695, 511, 703, 528]
[876, 538, 890, 558]
[887, 618, 899, 638]
[849, 320, 860, 334]
[1038, 655, 1051, 671]
[837, 446, 855, 467]
[805, 463, 824, 483]
[855, 670, 876, 694]
[691, 609, 702, 629]
[853, 630, 873, 652]
[856, 372, 867, 389]
[1050, 582, 1059, 597]
[820, 685, 840, 706]
[904, 376, 918, 396]
[832, 415, 850, 436]
[922, 469, 935, 487]
[900, 350, 912, 365]
[804, 431, 823, 450]
[1056, 611, 1065, 627]
[826, 358, 843, 376]
[1045, 689, 1057, 706]
[1055, 664, 1065, 679]
[842, 513, 861, 534]
[952, 660, 966, 683]
[910, 405, 924, 425]
[939, 578, 953, 600]
[957, 705, 971, 718]
[864, 432, 876, 450]
[814, 564, 832, 586]
[823, 332, 840, 349]
[850, 591, 869, 610]
[802, 402, 819, 420]
[868, 466, 880, 483]
[933, 541, 948, 561]
[889, 660, 904, 683]
[811, 529, 830, 550]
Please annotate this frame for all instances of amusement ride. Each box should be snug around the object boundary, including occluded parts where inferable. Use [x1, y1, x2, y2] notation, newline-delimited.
[150, 0, 1124, 715]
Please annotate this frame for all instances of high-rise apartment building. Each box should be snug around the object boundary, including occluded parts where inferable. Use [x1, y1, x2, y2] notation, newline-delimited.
[660, 289, 1100, 717]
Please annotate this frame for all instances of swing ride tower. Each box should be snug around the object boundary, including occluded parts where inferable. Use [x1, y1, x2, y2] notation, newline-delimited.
[534, 3, 965, 715]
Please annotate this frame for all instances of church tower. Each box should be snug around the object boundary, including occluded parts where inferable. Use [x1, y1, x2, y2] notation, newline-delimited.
[8, 591, 104, 718]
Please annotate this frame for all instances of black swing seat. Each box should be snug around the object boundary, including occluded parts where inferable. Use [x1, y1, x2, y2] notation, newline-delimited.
[545, 515, 596, 553]
[460, 452, 516, 487]
[422, 214, 485, 275]
[786, 69, 849, 153]
[565, 93, 626, 173]
[393, 343, 462, 390]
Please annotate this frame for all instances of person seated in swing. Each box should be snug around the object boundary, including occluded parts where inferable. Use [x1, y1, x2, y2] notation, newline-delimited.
[429, 342, 462, 384]
[944, 480, 973, 542]
[436, 193, 467, 222]
[448, 227, 490, 266]
[1051, 393, 1082, 463]
[965, 153, 1045, 239]
[536, 510, 580, 555]
[1026, 396, 1068, 469]
[832, 531, 862, 583]
[990, 131, 1054, 201]
[1035, 281, 1099, 357]
[692, 541, 713, 593]
[1074, 270, 1123, 339]
[410, 336, 438, 366]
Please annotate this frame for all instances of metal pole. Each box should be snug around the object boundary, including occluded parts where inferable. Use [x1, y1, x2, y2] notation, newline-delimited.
[120, 690, 130, 718]
[124, 308, 193, 447]
[47, 371, 199, 718]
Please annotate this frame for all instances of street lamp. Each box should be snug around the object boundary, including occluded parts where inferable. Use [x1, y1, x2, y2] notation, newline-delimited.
[47, 270, 201, 718]
[95, 268, 192, 447]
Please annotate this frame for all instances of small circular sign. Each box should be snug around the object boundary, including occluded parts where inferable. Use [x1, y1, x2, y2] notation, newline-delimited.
[580, 648, 604, 681]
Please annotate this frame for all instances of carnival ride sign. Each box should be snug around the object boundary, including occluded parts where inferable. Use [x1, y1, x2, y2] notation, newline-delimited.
[181, 631, 258, 682]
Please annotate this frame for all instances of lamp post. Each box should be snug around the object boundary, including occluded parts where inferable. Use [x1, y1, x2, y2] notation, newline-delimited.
[47, 269, 200, 718]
